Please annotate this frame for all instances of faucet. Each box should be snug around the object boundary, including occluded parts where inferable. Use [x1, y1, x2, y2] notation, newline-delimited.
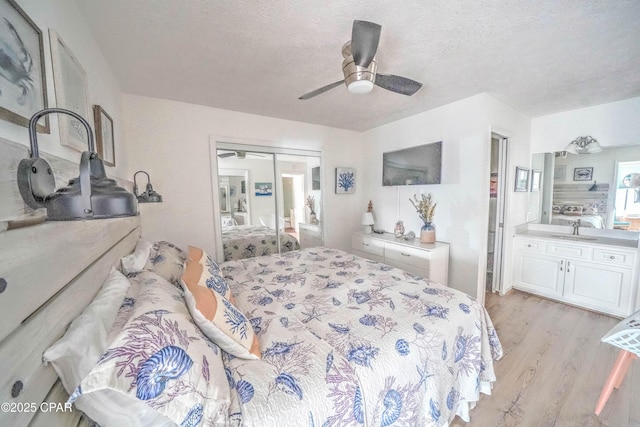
[571, 219, 581, 236]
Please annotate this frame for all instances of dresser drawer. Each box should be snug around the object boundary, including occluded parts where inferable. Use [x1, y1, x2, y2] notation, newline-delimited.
[385, 243, 431, 267]
[352, 235, 385, 257]
[545, 242, 590, 259]
[514, 238, 545, 253]
[592, 248, 637, 267]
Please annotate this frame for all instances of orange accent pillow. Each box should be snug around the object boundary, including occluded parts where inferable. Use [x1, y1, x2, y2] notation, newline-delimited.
[187, 246, 233, 301]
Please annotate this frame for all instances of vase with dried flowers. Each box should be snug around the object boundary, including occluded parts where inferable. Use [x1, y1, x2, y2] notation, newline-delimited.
[410, 193, 437, 243]
[306, 195, 317, 223]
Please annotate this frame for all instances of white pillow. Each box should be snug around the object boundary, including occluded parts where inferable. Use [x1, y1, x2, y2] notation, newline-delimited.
[120, 239, 153, 275]
[71, 271, 230, 427]
[43, 268, 131, 394]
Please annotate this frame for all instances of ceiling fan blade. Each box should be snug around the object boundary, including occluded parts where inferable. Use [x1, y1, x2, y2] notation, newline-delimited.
[298, 80, 344, 100]
[218, 152, 236, 158]
[351, 20, 381, 67]
[374, 74, 423, 96]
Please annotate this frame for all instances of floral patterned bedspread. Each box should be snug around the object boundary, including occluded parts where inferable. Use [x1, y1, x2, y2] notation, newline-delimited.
[220, 247, 503, 426]
[222, 225, 300, 262]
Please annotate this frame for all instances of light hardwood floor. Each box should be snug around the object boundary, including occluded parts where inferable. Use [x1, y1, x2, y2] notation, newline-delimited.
[451, 290, 639, 427]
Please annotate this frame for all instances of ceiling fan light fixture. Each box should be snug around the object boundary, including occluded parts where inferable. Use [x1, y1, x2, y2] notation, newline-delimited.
[347, 79, 374, 94]
[566, 136, 603, 154]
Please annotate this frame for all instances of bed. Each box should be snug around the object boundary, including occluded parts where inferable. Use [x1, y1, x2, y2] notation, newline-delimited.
[0, 213, 502, 427]
[550, 214, 604, 228]
[221, 221, 300, 261]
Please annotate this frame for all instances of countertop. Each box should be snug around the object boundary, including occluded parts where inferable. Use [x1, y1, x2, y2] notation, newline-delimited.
[515, 229, 639, 249]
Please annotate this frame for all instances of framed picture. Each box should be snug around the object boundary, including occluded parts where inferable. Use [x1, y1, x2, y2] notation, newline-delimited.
[530, 169, 542, 192]
[255, 182, 272, 196]
[0, 0, 49, 132]
[573, 167, 593, 181]
[312, 166, 320, 190]
[50, 29, 90, 152]
[335, 167, 356, 194]
[93, 105, 115, 166]
[554, 164, 567, 181]
[514, 166, 530, 192]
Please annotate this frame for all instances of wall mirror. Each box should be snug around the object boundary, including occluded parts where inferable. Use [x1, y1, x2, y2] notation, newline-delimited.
[529, 144, 640, 233]
[212, 141, 323, 262]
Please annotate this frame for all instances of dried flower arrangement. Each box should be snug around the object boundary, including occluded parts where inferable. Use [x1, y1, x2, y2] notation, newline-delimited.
[409, 193, 436, 224]
[305, 195, 315, 213]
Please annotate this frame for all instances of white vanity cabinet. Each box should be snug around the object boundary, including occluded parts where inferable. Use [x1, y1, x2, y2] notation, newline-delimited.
[351, 232, 450, 285]
[513, 236, 639, 317]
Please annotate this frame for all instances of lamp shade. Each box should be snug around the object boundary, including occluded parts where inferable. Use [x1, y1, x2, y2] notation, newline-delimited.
[361, 212, 374, 234]
[361, 212, 374, 225]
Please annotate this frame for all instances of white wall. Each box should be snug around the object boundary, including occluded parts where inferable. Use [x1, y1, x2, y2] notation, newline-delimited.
[121, 94, 364, 258]
[359, 94, 531, 298]
[0, 0, 127, 177]
[531, 96, 640, 152]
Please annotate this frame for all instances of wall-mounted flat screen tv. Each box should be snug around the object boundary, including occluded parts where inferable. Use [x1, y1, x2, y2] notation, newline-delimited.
[382, 141, 442, 186]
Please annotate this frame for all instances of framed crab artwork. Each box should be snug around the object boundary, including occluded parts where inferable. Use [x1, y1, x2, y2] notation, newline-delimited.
[0, 0, 49, 132]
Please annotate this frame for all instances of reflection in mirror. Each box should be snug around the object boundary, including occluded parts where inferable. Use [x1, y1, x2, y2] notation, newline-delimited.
[215, 145, 323, 262]
[219, 184, 230, 212]
[529, 145, 640, 232]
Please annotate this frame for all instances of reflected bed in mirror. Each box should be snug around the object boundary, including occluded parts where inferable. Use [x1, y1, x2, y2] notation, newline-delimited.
[529, 145, 640, 233]
[215, 145, 322, 261]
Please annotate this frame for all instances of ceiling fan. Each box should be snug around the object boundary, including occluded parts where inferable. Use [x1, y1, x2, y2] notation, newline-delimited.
[299, 20, 423, 100]
[217, 151, 266, 159]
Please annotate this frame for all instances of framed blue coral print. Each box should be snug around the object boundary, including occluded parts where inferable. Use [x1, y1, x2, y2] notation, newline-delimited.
[335, 167, 356, 194]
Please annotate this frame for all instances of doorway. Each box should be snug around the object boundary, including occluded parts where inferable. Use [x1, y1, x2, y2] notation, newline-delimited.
[486, 134, 508, 293]
[281, 173, 305, 238]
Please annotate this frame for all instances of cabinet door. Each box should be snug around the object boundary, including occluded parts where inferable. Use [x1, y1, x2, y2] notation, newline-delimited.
[513, 251, 564, 299]
[563, 259, 634, 317]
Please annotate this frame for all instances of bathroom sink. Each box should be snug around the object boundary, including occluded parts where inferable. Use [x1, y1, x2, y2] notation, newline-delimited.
[550, 234, 598, 242]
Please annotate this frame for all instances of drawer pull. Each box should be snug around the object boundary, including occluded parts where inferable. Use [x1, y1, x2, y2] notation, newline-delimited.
[560, 259, 563, 272]
[362, 243, 370, 247]
[400, 253, 411, 257]
[609, 256, 616, 259]
[11, 380, 23, 398]
[567, 261, 571, 273]
[527, 244, 532, 248]
[0, 278, 6, 293]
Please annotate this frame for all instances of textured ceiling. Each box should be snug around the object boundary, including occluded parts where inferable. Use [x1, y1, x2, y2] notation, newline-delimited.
[77, 1, 640, 131]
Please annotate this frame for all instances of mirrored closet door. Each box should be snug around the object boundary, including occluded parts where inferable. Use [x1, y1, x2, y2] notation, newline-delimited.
[213, 142, 322, 262]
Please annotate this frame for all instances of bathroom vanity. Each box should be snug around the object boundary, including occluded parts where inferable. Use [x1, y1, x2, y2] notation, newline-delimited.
[512, 226, 640, 318]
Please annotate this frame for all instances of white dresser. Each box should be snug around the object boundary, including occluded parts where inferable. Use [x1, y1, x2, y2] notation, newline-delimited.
[513, 235, 640, 317]
[351, 232, 450, 285]
[299, 222, 322, 248]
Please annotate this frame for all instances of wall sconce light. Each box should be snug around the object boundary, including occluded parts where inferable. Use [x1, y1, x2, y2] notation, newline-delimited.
[133, 171, 163, 203]
[566, 136, 603, 154]
[16, 108, 137, 221]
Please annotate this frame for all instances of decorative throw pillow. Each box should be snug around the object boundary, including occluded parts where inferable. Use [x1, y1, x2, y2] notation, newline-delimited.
[181, 261, 261, 360]
[71, 272, 230, 427]
[120, 239, 153, 275]
[143, 241, 187, 286]
[187, 246, 232, 300]
[221, 216, 238, 229]
[563, 205, 583, 216]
